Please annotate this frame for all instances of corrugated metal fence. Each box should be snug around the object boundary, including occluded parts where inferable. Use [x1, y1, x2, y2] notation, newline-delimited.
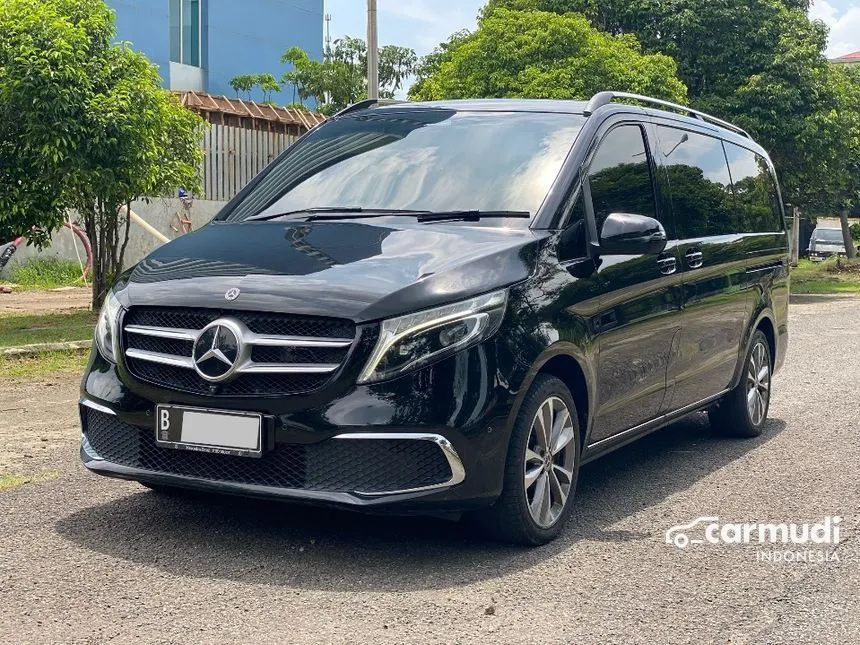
[201, 124, 297, 201]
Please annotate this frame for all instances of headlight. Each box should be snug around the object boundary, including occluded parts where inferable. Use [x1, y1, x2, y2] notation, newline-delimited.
[94, 292, 122, 363]
[357, 289, 508, 384]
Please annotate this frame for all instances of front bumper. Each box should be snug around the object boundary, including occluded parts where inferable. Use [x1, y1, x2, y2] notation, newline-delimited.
[79, 339, 515, 513]
[808, 250, 844, 261]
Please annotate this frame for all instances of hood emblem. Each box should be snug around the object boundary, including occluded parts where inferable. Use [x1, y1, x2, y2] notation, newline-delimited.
[224, 287, 241, 301]
[193, 321, 241, 382]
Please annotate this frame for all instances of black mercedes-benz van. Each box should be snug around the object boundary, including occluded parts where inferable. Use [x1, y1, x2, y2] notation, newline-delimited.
[80, 93, 789, 545]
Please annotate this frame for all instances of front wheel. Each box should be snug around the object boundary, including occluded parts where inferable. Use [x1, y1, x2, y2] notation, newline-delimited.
[474, 374, 581, 546]
[709, 330, 772, 438]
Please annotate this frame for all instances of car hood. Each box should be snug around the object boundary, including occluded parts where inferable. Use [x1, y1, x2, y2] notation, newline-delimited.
[121, 219, 542, 322]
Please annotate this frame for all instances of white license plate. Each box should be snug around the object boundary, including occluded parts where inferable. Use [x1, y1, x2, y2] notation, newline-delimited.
[155, 405, 263, 457]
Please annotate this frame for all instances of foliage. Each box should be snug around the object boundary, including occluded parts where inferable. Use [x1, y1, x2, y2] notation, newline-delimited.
[5, 257, 85, 289]
[480, 0, 857, 216]
[0, 0, 113, 248]
[791, 258, 860, 294]
[282, 37, 417, 115]
[0, 309, 97, 347]
[0, 0, 205, 307]
[0, 350, 89, 380]
[408, 8, 687, 103]
[229, 74, 256, 99]
[229, 72, 282, 102]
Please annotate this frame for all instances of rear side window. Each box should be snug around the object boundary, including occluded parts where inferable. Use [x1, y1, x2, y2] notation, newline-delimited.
[724, 143, 783, 233]
[587, 125, 657, 234]
[657, 126, 734, 239]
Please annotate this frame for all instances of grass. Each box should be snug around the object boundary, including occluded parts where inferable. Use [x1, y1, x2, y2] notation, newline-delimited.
[0, 470, 61, 492]
[2, 257, 87, 290]
[0, 349, 90, 380]
[791, 257, 860, 294]
[0, 310, 97, 348]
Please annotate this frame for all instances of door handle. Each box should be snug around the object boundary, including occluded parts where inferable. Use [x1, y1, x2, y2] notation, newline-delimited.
[685, 248, 703, 269]
[657, 253, 677, 275]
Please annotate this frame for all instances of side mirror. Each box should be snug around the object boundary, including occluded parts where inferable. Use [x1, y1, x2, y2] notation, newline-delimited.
[599, 213, 667, 255]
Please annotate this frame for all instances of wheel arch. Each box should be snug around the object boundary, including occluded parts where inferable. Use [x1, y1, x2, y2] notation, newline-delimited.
[504, 344, 596, 452]
[730, 308, 777, 390]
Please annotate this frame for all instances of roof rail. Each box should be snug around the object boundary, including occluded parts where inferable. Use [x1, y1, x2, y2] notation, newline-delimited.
[582, 91, 750, 138]
[332, 98, 402, 118]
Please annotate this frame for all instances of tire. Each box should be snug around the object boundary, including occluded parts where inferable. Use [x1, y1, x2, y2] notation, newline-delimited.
[474, 374, 581, 546]
[708, 330, 772, 438]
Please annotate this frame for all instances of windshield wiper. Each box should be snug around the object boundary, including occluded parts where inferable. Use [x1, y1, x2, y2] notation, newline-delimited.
[244, 207, 429, 222]
[416, 210, 531, 223]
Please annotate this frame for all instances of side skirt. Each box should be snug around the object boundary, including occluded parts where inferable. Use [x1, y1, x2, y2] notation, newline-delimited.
[581, 389, 729, 465]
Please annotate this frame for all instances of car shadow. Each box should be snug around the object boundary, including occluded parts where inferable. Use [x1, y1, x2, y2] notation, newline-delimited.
[56, 414, 785, 591]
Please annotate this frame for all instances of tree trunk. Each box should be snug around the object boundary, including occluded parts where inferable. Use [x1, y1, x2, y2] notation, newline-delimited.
[839, 207, 857, 260]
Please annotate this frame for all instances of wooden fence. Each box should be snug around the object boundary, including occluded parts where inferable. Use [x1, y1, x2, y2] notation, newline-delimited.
[201, 124, 297, 201]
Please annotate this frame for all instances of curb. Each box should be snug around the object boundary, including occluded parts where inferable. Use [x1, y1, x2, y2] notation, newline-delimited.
[1, 340, 91, 358]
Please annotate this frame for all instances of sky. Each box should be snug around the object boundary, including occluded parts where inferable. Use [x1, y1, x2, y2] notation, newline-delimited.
[324, 0, 860, 78]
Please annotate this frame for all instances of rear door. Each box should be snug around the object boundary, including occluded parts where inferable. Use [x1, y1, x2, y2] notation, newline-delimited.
[585, 122, 683, 443]
[654, 125, 754, 411]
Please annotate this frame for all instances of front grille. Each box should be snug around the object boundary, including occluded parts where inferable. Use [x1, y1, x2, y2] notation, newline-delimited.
[122, 307, 356, 396]
[83, 408, 454, 494]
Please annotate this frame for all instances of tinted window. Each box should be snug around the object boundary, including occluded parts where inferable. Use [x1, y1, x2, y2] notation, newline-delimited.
[587, 125, 657, 234]
[658, 127, 734, 238]
[220, 110, 586, 227]
[724, 143, 783, 233]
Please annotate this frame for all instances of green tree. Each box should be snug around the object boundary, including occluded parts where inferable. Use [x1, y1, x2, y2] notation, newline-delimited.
[409, 8, 687, 103]
[480, 0, 846, 214]
[0, 0, 205, 306]
[282, 37, 417, 115]
[256, 73, 281, 103]
[229, 73, 282, 103]
[229, 74, 257, 99]
[0, 0, 112, 248]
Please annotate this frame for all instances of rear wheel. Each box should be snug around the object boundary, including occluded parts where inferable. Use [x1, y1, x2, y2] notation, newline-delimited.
[709, 330, 772, 438]
[475, 374, 581, 546]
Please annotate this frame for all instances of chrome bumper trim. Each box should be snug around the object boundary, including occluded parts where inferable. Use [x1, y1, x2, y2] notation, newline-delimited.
[333, 432, 466, 496]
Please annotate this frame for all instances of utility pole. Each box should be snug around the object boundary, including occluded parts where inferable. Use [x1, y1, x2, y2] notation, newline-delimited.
[324, 13, 332, 60]
[367, 0, 379, 100]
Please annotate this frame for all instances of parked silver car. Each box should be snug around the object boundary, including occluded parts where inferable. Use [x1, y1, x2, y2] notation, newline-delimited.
[808, 227, 847, 261]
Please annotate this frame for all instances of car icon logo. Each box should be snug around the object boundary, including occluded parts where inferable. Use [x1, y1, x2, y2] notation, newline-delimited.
[224, 288, 241, 301]
[665, 516, 720, 549]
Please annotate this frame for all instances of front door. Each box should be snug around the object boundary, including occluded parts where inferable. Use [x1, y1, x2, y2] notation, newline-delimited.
[584, 123, 683, 444]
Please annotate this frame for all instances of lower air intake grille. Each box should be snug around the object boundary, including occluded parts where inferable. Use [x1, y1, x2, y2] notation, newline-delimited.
[83, 408, 453, 494]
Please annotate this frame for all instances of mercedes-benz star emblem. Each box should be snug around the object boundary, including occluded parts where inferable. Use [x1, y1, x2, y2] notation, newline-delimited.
[224, 287, 240, 301]
[192, 321, 241, 382]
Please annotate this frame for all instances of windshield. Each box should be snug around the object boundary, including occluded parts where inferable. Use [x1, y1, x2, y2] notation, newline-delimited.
[814, 229, 844, 243]
[217, 109, 585, 226]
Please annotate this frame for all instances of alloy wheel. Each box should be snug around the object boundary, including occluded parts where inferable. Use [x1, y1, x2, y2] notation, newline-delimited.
[746, 341, 770, 426]
[524, 396, 576, 528]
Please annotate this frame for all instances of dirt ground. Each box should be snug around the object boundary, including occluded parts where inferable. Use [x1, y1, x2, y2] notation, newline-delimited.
[0, 376, 80, 478]
[0, 287, 91, 315]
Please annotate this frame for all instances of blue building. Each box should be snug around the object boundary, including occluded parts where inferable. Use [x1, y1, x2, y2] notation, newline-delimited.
[106, 0, 324, 105]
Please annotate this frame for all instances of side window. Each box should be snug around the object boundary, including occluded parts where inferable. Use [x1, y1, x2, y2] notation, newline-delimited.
[587, 125, 657, 235]
[657, 126, 734, 238]
[724, 143, 783, 233]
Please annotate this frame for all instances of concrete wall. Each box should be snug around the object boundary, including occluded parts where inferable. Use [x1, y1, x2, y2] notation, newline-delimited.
[105, 0, 324, 105]
[4, 199, 228, 276]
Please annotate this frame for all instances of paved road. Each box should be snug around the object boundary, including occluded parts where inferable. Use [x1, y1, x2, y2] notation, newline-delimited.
[1, 295, 858, 644]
